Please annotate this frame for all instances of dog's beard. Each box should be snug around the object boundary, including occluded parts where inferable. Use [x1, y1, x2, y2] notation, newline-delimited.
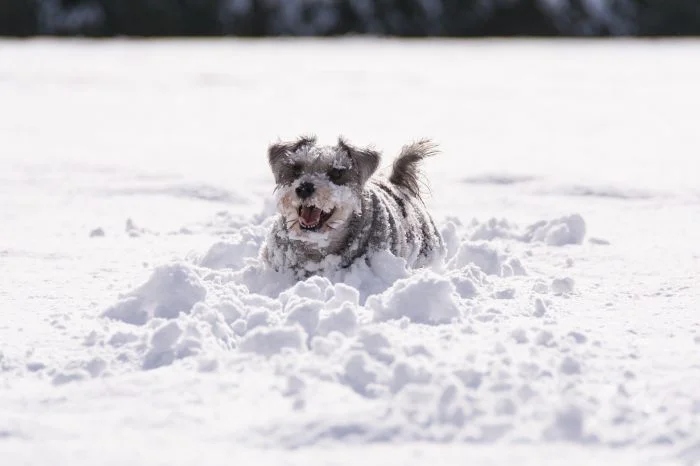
[275, 178, 360, 247]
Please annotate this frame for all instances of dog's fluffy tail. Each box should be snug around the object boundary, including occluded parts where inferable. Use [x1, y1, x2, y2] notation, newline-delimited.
[389, 139, 438, 198]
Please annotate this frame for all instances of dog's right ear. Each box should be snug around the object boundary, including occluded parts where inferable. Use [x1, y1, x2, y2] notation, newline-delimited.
[268, 142, 290, 168]
[268, 135, 317, 168]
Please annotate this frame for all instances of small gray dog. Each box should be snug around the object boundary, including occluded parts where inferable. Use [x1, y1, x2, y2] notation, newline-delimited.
[262, 136, 445, 277]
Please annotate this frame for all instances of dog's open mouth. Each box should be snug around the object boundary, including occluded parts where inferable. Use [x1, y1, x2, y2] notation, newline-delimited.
[298, 205, 334, 231]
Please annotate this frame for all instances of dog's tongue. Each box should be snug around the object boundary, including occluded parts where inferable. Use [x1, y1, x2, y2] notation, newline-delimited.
[300, 206, 322, 225]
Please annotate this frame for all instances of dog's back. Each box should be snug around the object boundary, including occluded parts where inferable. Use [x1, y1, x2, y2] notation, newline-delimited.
[351, 140, 445, 268]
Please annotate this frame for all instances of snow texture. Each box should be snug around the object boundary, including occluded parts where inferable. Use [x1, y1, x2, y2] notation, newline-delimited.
[1, 40, 699, 466]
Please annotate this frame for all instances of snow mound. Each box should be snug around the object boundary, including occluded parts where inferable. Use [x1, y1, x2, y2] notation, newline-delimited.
[368, 271, 461, 325]
[523, 214, 587, 246]
[62, 206, 669, 448]
[457, 215, 587, 246]
[103, 263, 206, 325]
[240, 325, 307, 356]
[199, 225, 268, 269]
[448, 241, 526, 277]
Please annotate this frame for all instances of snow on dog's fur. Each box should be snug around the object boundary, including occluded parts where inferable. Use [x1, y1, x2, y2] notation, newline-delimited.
[262, 136, 445, 278]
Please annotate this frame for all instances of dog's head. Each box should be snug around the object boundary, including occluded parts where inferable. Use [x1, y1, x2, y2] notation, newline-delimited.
[268, 136, 380, 246]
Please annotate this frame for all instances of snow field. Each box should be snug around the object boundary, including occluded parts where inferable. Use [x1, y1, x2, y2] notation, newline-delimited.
[2, 39, 700, 465]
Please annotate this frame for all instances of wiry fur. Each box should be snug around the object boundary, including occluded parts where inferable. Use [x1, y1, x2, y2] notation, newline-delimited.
[389, 139, 438, 199]
[262, 136, 445, 278]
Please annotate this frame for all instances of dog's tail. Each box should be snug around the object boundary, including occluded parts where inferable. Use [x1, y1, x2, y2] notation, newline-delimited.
[389, 139, 438, 198]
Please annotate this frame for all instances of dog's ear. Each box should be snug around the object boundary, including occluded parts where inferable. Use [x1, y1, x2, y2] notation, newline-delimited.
[267, 142, 290, 169]
[268, 136, 317, 184]
[268, 135, 316, 168]
[337, 137, 380, 185]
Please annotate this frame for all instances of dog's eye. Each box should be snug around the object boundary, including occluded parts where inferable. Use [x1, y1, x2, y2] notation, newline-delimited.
[328, 168, 346, 183]
[290, 164, 303, 178]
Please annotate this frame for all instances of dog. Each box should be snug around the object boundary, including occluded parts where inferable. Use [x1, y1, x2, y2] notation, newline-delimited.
[262, 136, 445, 278]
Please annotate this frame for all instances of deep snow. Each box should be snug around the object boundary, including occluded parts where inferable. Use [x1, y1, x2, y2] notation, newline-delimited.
[1, 39, 699, 465]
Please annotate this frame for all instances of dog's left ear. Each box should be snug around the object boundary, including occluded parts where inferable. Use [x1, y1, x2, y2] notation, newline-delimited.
[338, 137, 380, 184]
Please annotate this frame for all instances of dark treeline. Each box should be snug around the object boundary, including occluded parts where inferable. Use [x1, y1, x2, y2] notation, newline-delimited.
[1, 0, 698, 37]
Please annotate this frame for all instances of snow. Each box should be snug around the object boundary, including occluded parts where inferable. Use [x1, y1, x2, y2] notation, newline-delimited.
[368, 271, 461, 324]
[1, 39, 700, 465]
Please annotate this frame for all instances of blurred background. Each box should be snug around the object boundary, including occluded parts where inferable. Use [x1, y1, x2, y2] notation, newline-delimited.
[1, 0, 698, 37]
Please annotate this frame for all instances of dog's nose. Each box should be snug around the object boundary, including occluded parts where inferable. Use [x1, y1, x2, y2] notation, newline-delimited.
[296, 182, 315, 199]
